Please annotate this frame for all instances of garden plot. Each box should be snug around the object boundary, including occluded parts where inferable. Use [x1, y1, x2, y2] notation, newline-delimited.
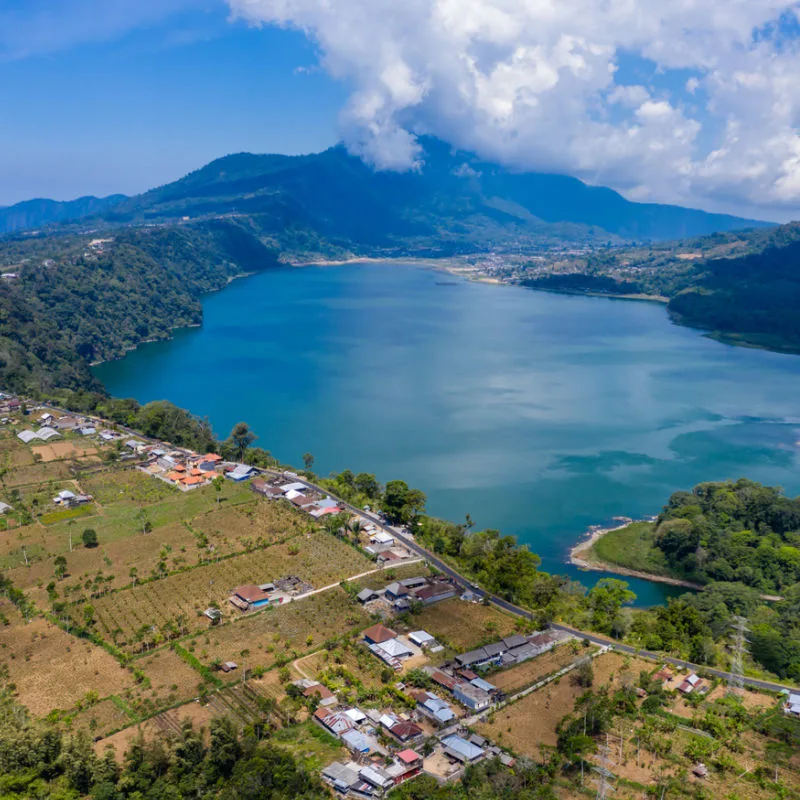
[86, 533, 372, 649]
[413, 597, 520, 650]
[489, 644, 584, 694]
[477, 652, 654, 759]
[190, 500, 309, 554]
[3, 460, 73, 487]
[190, 588, 371, 669]
[83, 469, 178, 506]
[65, 697, 135, 739]
[0, 599, 135, 716]
[352, 562, 431, 590]
[129, 648, 207, 714]
[32, 440, 98, 463]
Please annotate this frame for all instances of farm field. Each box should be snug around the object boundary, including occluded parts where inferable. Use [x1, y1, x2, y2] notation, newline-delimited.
[130, 648, 209, 714]
[477, 653, 654, 758]
[189, 588, 372, 668]
[84, 532, 372, 649]
[32, 440, 99, 462]
[489, 644, 583, 694]
[65, 697, 136, 739]
[412, 597, 520, 650]
[0, 599, 135, 716]
[272, 720, 346, 771]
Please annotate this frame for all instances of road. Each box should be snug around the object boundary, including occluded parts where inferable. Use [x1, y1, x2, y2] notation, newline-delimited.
[279, 471, 800, 696]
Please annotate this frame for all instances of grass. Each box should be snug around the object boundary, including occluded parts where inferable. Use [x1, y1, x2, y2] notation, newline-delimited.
[40, 504, 96, 525]
[590, 521, 670, 575]
[272, 720, 346, 770]
[412, 597, 521, 651]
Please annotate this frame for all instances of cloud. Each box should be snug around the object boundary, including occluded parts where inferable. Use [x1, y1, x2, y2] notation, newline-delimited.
[228, 0, 800, 214]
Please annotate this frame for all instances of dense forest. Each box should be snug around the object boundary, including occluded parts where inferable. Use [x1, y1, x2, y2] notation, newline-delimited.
[652, 479, 800, 593]
[0, 220, 280, 395]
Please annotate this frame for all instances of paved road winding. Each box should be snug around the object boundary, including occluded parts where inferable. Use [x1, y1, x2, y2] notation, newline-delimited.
[282, 471, 799, 696]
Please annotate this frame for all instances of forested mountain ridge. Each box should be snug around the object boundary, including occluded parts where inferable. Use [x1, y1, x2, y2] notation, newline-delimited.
[103, 138, 769, 246]
[0, 194, 126, 234]
[0, 219, 280, 394]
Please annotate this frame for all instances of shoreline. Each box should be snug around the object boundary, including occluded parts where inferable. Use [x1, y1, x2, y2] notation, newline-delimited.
[568, 518, 706, 592]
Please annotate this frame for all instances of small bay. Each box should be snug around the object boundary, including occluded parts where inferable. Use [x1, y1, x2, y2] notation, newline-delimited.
[94, 263, 800, 606]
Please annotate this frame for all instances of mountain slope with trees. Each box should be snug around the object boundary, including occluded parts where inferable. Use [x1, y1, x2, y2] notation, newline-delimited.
[0, 194, 126, 234]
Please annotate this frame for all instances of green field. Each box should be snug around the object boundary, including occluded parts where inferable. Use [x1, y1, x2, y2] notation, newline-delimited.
[589, 521, 670, 575]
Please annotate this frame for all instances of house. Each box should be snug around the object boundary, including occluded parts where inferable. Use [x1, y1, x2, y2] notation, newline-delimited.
[678, 673, 703, 694]
[322, 762, 362, 793]
[229, 584, 277, 611]
[369, 638, 414, 668]
[54, 416, 80, 431]
[227, 464, 255, 482]
[359, 766, 393, 792]
[502, 634, 528, 650]
[455, 648, 490, 669]
[453, 681, 492, 711]
[220, 661, 238, 673]
[784, 692, 800, 716]
[384, 582, 408, 601]
[418, 693, 456, 725]
[441, 734, 485, 764]
[344, 708, 367, 725]
[408, 630, 436, 648]
[303, 683, 337, 706]
[341, 730, 371, 754]
[429, 669, 458, 692]
[395, 749, 423, 774]
[470, 677, 497, 694]
[357, 588, 379, 604]
[400, 576, 428, 590]
[281, 481, 307, 494]
[369, 531, 394, 549]
[251, 479, 283, 498]
[363, 623, 397, 645]
[125, 439, 146, 451]
[290, 494, 317, 508]
[315, 710, 354, 737]
[78, 426, 97, 436]
[388, 720, 423, 743]
[410, 581, 456, 605]
[53, 490, 77, 505]
[203, 608, 222, 623]
[309, 505, 342, 518]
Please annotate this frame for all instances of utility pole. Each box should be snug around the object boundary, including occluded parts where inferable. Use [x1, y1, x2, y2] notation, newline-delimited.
[593, 736, 616, 800]
[728, 615, 749, 698]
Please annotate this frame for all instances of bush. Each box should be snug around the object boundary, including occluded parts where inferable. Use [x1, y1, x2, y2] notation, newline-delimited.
[82, 529, 99, 548]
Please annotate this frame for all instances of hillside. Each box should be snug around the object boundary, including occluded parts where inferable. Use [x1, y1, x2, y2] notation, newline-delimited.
[0, 219, 280, 394]
[0, 194, 126, 234]
[103, 139, 769, 249]
[517, 221, 800, 352]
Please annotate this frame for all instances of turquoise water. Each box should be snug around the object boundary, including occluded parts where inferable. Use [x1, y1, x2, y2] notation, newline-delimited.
[95, 263, 800, 606]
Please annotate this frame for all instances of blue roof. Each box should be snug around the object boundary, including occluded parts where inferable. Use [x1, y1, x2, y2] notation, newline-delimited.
[471, 677, 496, 692]
[341, 730, 370, 752]
[442, 735, 484, 760]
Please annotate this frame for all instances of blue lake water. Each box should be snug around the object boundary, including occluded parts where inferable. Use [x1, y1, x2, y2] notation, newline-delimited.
[94, 263, 800, 606]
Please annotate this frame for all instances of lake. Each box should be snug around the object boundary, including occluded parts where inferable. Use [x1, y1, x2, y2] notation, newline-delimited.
[95, 263, 800, 606]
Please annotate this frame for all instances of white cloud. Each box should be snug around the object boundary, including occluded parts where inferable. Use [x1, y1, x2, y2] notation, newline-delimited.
[228, 0, 800, 215]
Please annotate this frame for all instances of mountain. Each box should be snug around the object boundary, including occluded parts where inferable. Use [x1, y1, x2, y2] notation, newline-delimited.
[0, 194, 127, 234]
[104, 139, 770, 250]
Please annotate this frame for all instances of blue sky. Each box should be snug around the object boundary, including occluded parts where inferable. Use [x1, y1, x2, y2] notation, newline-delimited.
[3, 0, 800, 220]
[0, 2, 344, 204]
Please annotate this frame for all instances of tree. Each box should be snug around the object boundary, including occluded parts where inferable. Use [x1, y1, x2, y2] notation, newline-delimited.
[384, 480, 427, 526]
[213, 475, 224, 505]
[302, 452, 315, 471]
[54, 554, 68, 580]
[81, 528, 99, 548]
[134, 509, 152, 535]
[229, 422, 256, 462]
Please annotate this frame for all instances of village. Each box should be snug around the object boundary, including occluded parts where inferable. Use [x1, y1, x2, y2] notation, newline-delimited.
[1, 390, 800, 800]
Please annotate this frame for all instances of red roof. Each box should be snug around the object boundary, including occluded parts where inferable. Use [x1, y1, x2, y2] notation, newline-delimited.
[303, 684, 334, 699]
[363, 623, 397, 644]
[313, 707, 330, 720]
[202, 454, 222, 462]
[390, 721, 423, 740]
[232, 584, 271, 604]
[397, 749, 421, 764]
[430, 670, 457, 691]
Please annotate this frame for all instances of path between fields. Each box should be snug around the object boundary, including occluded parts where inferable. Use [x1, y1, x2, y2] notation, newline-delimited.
[289, 558, 424, 604]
